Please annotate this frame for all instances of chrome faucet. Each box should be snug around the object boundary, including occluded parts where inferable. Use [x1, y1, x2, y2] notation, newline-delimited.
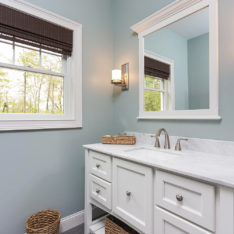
[155, 128, 170, 149]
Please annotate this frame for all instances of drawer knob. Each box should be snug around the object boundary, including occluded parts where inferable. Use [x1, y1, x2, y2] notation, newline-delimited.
[96, 189, 101, 194]
[126, 191, 131, 197]
[176, 194, 183, 202]
[96, 164, 100, 168]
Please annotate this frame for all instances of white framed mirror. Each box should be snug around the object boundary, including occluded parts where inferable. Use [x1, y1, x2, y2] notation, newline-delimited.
[131, 0, 220, 120]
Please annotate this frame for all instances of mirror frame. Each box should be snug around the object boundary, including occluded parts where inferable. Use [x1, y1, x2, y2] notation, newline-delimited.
[131, 0, 220, 120]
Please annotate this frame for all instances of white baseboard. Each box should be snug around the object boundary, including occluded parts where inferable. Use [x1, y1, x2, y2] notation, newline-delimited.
[59, 210, 85, 233]
[24, 210, 85, 234]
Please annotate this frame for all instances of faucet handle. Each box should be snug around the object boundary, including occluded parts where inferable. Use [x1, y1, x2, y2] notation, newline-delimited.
[155, 136, 160, 148]
[175, 138, 188, 151]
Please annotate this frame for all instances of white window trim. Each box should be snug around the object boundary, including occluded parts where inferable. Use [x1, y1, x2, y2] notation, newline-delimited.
[131, 0, 221, 120]
[144, 50, 175, 111]
[0, 0, 82, 130]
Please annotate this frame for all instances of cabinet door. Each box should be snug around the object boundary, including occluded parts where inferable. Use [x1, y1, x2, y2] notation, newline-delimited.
[155, 207, 212, 234]
[112, 158, 153, 233]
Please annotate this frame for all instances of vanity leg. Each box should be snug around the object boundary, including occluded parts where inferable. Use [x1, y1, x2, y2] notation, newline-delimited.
[85, 150, 92, 234]
[216, 186, 234, 234]
[84, 202, 92, 234]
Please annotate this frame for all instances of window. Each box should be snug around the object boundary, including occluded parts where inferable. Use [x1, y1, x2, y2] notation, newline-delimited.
[0, 39, 65, 115]
[0, 1, 82, 131]
[144, 75, 168, 111]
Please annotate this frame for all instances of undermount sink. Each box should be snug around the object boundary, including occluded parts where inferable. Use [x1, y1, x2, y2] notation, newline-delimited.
[124, 147, 182, 157]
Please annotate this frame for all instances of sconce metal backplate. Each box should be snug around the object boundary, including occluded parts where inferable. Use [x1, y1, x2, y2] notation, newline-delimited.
[121, 63, 129, 90]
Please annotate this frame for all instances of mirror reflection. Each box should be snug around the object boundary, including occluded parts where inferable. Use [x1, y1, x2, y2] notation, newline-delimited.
[144, 7, 209, 111]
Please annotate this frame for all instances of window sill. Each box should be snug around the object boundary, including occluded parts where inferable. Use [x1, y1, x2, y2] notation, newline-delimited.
[137, 115, 222, 120]
[0, 119, 82, 131]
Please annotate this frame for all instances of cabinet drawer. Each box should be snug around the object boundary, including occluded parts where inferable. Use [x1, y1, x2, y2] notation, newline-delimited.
[155, 170, 215, 231]
[90, 151, 111, 182]
[155, 207, 212, 234]
[113, 158, 153, 233]
[89, 174, 111, 210]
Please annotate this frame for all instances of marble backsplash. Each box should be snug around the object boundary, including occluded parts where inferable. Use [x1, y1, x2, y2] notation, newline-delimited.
[124, 131, 234, 157]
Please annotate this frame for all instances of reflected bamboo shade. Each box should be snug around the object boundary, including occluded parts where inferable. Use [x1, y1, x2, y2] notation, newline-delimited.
[0, 3, 73, 56]
[144, 56, 170, 79]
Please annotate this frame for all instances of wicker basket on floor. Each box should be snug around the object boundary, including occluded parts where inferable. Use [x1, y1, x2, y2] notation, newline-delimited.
[25, 209, 61, 234]
[105, 215, 139, 234]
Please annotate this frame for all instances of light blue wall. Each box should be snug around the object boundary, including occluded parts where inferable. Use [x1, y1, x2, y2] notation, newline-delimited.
[188, 33, 209, 109]
[112, 0, 234, 141]
[0, 0, 115, 233]
[1, 0, 234, 233]
[145, 28, 189, 110]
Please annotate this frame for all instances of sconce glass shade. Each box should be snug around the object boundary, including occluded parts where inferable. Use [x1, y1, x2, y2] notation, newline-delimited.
[112, 69, 122, 84]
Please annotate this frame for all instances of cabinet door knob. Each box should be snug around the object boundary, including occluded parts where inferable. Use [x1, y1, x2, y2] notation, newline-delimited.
[126, 191, 131, 196]
[96, 189, 100, 194]
[176, 194, 183, 202]
[96, 164, 100, 168]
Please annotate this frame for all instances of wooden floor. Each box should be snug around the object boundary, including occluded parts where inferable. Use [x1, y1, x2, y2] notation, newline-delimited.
[62, 224, 84, 234]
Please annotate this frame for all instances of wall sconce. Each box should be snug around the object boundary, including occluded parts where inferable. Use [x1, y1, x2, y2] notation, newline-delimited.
[111, 63, 129, 90]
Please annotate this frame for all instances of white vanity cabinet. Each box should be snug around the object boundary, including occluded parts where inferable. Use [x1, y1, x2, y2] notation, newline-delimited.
[85, 148, 234, 234]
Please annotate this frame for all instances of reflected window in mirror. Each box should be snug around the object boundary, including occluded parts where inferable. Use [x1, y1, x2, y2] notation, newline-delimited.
[144, 53, 174, 111]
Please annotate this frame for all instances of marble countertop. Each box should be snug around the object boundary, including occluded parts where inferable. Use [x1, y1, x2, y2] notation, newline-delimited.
[84, 143, 234, 189]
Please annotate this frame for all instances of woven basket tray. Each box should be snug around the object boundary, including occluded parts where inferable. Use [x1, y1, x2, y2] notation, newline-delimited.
[102, 135, 136, 145]
[105, 215, 139, 234]
[25, 209, 61, 234]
